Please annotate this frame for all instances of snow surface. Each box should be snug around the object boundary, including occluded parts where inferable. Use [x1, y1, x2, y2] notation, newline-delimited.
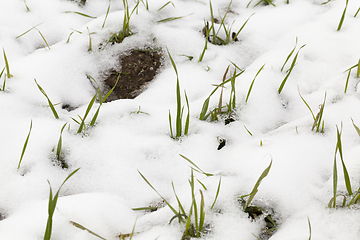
[1, 0, 360, 239]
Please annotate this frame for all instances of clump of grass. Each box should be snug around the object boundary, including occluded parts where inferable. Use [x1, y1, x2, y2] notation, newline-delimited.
[167, 49, 190, 140]
[138, 166, 221, 239]
[34, 79, 60, 119]
[337, 0, 349, 31]
[17, 120, 33, 170]
[44, 168, 80, 240]
[278, 39, 305, 94]
[205, 1, 254, 45]
[298, 88, 326, 133]
[199, 64, 244, 122]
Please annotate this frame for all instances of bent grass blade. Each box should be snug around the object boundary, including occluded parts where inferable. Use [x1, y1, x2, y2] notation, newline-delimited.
[3, 49, 12, 78]
[34, 79, 60, 119]
[337, 0, 349, 31]
[246, 64, 265, 103]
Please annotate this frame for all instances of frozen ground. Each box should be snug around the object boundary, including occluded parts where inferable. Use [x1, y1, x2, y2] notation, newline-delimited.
[0, 0, 360, 239]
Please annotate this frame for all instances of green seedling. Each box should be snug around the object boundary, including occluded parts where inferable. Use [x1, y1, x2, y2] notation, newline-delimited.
[86, 27, 96, 52]
[63, 11, 96, 19]
[140, 0, 149, 11]
[337, 0, 349, 31]
[130, 106, 149, 115]
[240, 160, 272, 210]
[17, 120, 32, 170]
[44, 168, 80, 240]
[70, 221, 107, 240]
[167, 49, 190, 139]
[52, 123, 68, 169]
[16, 25, 50, 49]
[351, 118, 360, 137]
[34, 79, 60, 119]
[281, 37, 298, 72]
[157, 14, 191, 23]
[298, 87, 315, 121]
[308, 217, 312, 240]
[344, 68, 351, 93]
[198, 21, 213, 63]
[16, 23, 42, 39]
[245, 64, 265, 103]
[66, 29, 82, 43]
[117, 0, 139, 43]
[278, 43, 305, 94]
[73, 92, 97, 134]
[244, 125, 253, 136]
[311, 92, 326, 133]
[207, 1, 253, 45]
[3, 49, 12, 78]
[180, 154, 214, 177]
[102, 0, 111, 28]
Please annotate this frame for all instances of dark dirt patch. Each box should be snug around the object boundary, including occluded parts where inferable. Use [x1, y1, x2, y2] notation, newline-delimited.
[103, 49, 163, 102]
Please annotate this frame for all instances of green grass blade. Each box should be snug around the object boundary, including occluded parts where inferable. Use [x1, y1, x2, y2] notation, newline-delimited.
[3, 49, 12, 78]
[278, 44, 305, 94]
[308, 217, 312, 240]
[35, 28, 50, 49]
[355, 7, 360, 17]
[337, 0, 349, 31]
[233, 13, 254, 40]
[102, 0, 111, 28]
[246, 64, 265, 103]
[169, 111, 174, 139]
[314, 92, 326, 132]
[17, 120, 32, 169]
[244, 160, 272, 210]
[180, 154, 214, 177]
[77, 92, 97, 134]
[158, 1, 175, 11]
[157, 15, 190, 23]
[357, 59, 360, 78]
[56, 123, 67, 161]
[351, 118, 360, 137]
[332, 145, 338, 208]
[189, 170, 199, 236]
[184, 91, 190, 136]
[336, 125, 352, 195]
[70, 221, 107, 240]
[34, 79, 59, 119]
[210, 176, 221, 209]
[344, 68, 351, 93]
[16, 23, 42, 39]
[199, 190, 205, 233]
[298, 86, 315, 121]
[63, 11, 96, 18]
[281, 37, 297, 72]
[138, 170, 181, 220]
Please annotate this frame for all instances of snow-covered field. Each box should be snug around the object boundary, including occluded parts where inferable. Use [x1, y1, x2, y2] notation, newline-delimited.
[1, 0, 360, 239]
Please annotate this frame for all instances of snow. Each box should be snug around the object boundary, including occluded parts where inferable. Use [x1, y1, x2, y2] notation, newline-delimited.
[1, 0, 360, 239]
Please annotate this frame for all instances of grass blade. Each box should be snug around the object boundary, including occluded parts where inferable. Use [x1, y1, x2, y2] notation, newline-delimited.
[344, 68, 351, 93]
[34, 79, 59, 119]
[281, 37, 297, 72]
[180, 154, 214, 177]
[102, 0, 111, 28]
[17, 120, 33, 169]
[210, 176, 221, 209]
[308, 217, 312, 240]
[351, 118, 360, 137]
[336, 125, 352, 195]
[70, 221, 107, 240]
[184, 91, 190, 135]
[35, 28, 50, 49]
[337, 0, 349, 31]
[158, 1, 175, 11]
[77, 92, 97, 134]
[357, 59, 360, 78]
[246, 64, 265, 102]
[3, 49, 12, 78]
[233, 13, 254, 41]
[63, 11, 97, 19]
[298, 86, 315, 121]
[56, 123, 67, 162]
[16, 23, 42, 39]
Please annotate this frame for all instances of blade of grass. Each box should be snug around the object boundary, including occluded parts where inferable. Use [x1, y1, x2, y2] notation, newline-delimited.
[357, 59, 360, 78]
[3, 49, 12, 78]
[298, 86, 315, 121]
[336, 125, 352, 196]
[34, 79, 59, 119]
[158, 1, 175, 11]
[243, 160, 272, 210]
[44, 168, 80, 240]
[184, 91, 190, 136]
[337, 0, 349, 31]
[308, 217, 312, 240]
[77, 92, 97, 134]
[355, 7, 360, 17]
[278, 44, 305, 94]
[56, 123, 67, 162]
[232, 13, 254, 41]
[16, 23, 43, 39]
[157, 14, 191, 23]
[17, 120, 32, 169]
[281, 37, 298, 72]
[180, 154, 214, 177]
[210, 176, 221, 209]
[351, 118, 360, 137]
[102, 0, 111, 28]
[70, 221, 107, 240]
[199, 190, 205, 233]
[344, 68, 351, 93]
[35, 28, 50, 49]
[63, 11, 97, 18]
[246, 64, 265, 102]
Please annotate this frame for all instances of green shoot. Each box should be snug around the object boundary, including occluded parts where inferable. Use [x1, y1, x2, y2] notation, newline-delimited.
[102, 0, 111, 28]
[245, 64, 265, 103]
[247, 0, 275, 7]
[44, 168, 80, 240]
[88, 74, 119, 126]
[63, 11, 96, 19]
[351, 118, 360, 137]
[244, 125, 253, 136]
[355, 7, 360, 17]
[281, 37, 298, 72]
[17, 120, 32, 170]
[198, 21, 212, 63]
[35, 28, 50, 49]
[54, 123, 68, 169]
[157, 15, 191, 23]
[0, 68, 6, 91]
[158, 1, 175, 11]
[337, 0, 349, 31]
[241, 160, 272, 210]
[232, 13, 254, 42]
[3, 49, 12, 78]
[298, 86, 315, 121]
[180, 154, 214, 177]
[138, 170, 184, 223]
[34, 79, 60, 119]
[66, 30, 82, 43]
[16, 23, 43, 39]
[357, 59, 360, 78]
[167, 49, 190, 139]
[24, 0, 30, 11]
[344, 68, 351, 93]
[210, 176, 221, 209]
[308, 217, 312, 240]
[76, 92, 97, 134]
[278, 44, 305, 94]
[311, 92, 326, 133]
[70, 221, 107, 240]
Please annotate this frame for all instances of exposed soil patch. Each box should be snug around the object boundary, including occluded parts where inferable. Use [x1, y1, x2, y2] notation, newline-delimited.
[103, 49, 163, 102]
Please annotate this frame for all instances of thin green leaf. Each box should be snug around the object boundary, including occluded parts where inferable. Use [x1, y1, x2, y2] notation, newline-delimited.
[70, 221, 107, 240]
[180, 154, 214, 177]
[77, 92, 97, 134]
[63, 11, 97, 18]
[233, 13, 254, 40]
[298, 86, 315, 121]
[102, 0, 111, 28]
[281, 37, 298, 72]
[337, 0, 349, 31]
[34, 79, 59, 119]
[336, 125, 352, 195]
[344, 68, 351, 93]
[35, 28, 50, 49]
[16, 23, 42, 39]
[351, 118, 360, 137]
[158, 1, 175, 11]
[17, 120, 32, 169]
[246, 64, 265, 102]
[3, 49, 12, 78]
[210, 176, 221, 209]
